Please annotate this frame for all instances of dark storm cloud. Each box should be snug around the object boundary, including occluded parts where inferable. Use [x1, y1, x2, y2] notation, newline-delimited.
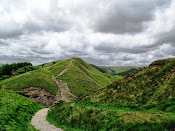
[95, 0, 170, 34]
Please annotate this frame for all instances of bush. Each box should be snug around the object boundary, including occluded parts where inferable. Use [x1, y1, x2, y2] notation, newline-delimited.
[0, 62, 32, 76]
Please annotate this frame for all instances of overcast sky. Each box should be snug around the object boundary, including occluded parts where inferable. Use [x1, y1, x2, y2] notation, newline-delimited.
[0, 0, 175, 66]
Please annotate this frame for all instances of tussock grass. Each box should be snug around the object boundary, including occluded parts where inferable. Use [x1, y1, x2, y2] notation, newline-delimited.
[47, 101, 175, 131]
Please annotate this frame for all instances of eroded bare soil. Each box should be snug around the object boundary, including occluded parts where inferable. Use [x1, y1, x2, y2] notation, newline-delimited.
[17, 87, 61, 107]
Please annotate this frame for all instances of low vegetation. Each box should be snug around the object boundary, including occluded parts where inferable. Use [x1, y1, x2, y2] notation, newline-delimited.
[0, 88, 42, 131]
[0, 62, 39, 80]
[47, 58, 175, 130]
[0, 69, 58, 95]
[53, 58, 122, 97]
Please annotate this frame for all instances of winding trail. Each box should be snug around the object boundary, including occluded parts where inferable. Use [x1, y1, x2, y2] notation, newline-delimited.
[31, 61, 77, 131]
[31, 108, 63, 131]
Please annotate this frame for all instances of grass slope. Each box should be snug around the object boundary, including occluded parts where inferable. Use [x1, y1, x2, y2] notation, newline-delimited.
[0, 58, 120, 97]
[47, 58, 175, 131]
[53, 58, 122, 97]
[0, 69, 58, 95]
[0, 88, 42, 131]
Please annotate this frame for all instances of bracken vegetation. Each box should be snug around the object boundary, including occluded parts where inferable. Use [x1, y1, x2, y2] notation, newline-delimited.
[47, 58, 175, 131]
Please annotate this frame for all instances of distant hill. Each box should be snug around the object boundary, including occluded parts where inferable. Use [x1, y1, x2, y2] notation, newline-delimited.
[48, 58, 175, 131]
[91, 65, 138, 76]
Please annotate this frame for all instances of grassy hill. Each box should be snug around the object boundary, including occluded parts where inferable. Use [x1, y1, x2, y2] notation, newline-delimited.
[0, 58, 120, 98]
[0, 58, 122, 130]
[49, 58, 122, 97]
[47, 58, 175, 131]
[0, 87, 42, 131]
[91, 65, 138, 76]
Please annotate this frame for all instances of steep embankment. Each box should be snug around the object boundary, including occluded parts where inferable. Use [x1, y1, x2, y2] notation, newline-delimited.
[47, 58, 175, 131]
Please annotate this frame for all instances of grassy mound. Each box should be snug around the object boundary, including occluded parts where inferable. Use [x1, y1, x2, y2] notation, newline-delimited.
[47, 58, 175, 130]
[55, 58, 122, 97]
[0, 69, 58, 95]
[0, 88, 42, 131]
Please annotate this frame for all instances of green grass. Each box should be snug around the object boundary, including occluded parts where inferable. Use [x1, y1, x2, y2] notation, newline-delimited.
[0, 57, 121, 98]
[0, 88, 43, 131]
[90, 58, 175, 105]
[47, 58, 175, 131]
[0, 69, 58, 95]
[55, 58, 122, 97]
[41, 60, 62, 68]
[47, 101, 175, 131]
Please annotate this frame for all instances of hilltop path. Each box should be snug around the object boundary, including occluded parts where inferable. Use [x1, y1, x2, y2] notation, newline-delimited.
[31, 108, 62, 131]
[52, 66, 77, 103]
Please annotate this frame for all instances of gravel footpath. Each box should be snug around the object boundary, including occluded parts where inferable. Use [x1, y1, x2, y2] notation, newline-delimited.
[31, 108, 63, 131]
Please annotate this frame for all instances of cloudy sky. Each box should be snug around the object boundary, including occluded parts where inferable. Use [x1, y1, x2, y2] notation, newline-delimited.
[0, 0, 175, 66]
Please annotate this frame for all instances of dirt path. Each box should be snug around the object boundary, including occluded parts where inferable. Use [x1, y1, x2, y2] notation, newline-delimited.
[56, 67, 71, 77]
[52, 73, 77, 103]
[31, 60, 76, 131]
[31, 108, 63, 131]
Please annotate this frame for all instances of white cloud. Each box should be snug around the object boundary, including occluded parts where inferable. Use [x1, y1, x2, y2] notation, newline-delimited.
[0, 0, 175, 66]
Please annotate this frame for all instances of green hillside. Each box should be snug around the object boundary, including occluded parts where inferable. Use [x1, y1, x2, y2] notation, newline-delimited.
[0, 88, 42, 131]
[0, 58, 120, 98]
[0, 58, 122, 130]
[47, 58, 175, 131]
[49, 58, 121, 97]
[93, 65, 138, 76]
[92, 58, 175, 105]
